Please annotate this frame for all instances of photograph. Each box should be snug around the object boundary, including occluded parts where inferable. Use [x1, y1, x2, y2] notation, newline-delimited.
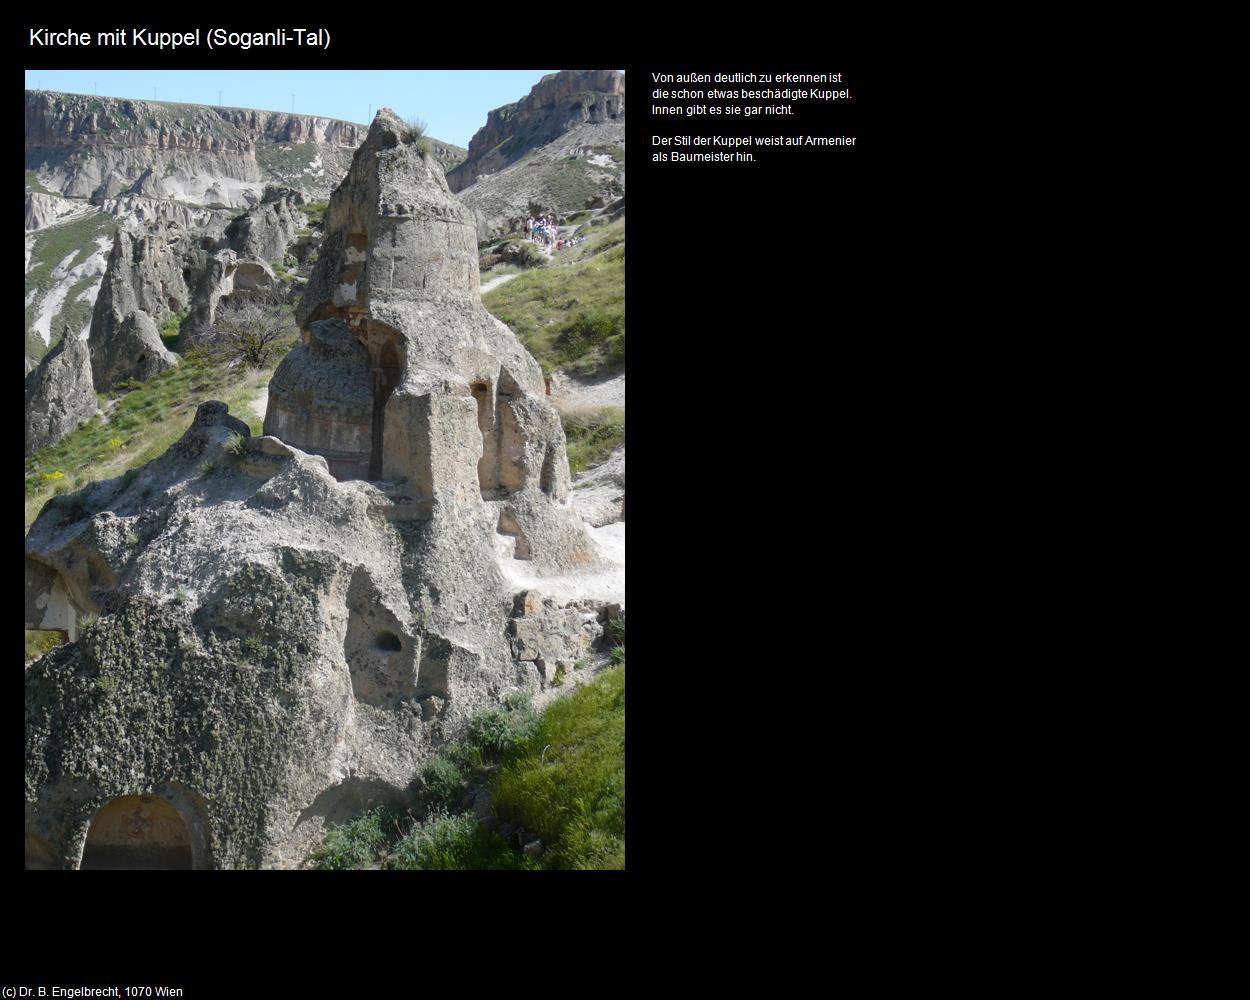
[24, 68, 626, 870]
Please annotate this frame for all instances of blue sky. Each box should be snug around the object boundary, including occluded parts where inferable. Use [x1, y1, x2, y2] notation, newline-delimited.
[23, 70, 564, 148]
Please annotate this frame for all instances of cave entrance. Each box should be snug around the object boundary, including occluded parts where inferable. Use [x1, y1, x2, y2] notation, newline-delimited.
[369, 338, 402, 480]
[79, 795, 193, 870]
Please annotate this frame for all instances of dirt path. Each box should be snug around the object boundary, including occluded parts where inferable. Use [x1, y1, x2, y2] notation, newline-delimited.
[249, 386, 269, 423]
[550, 370, 625, 411]
[480, 271, 521, 295]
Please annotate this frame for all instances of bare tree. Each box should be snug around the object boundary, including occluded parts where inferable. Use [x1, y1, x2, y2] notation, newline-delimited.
[206, 287, 297, 368]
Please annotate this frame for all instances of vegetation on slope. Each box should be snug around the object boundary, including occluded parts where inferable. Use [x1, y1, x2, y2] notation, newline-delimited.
[25, 169, 53, 194]
[482, 239, 624, 378]
[561, 406, 625, 476]
[25, 212, 117, 363]
[308, 648, 626, 871]
[24, 340, 291, 533]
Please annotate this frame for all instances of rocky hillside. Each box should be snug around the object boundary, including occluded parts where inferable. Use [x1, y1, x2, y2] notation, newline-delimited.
[25, 91, 466, 372]
[27, 90, 465, 207]
[449, 71, 625, 242]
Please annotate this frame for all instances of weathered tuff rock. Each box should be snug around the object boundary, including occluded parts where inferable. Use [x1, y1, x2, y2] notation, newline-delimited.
[268, 108, 592, 572]
[24, 400, 606, 868]
[226, 186, 307, 262]
[180, 248, 238, 346]
[25, 327, 97, 455]
[25, 111, 609, 870]
[88, 228, 184, 388]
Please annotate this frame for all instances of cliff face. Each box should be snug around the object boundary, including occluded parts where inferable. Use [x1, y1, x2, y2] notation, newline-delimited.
[26, 91, 466, 207]
[447, 70, 625, 195]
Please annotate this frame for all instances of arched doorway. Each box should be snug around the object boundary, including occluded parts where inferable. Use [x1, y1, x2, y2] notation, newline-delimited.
[80, 794, 194, 870]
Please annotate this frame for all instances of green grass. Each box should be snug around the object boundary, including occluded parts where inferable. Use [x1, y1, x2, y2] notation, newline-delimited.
[310, 807, 401, 870]
[159, 309, 187, 349]
[24, 343, 287, 532]
[482, 242, 624, 377]
[303, 668, 626, 870]
[562, 215, 626, 263]
[561, 407, 625, 475]
[303, 201, 329, 225]
[25, 630, 64, 663]
[537, 158, 604, 212]
[387, 813, 534, 870]
[492, 665, 625, 869]
[25, 170, 52, 195]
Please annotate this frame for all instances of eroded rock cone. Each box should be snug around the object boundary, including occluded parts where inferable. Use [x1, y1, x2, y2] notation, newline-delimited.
[88, 227, 182, 388]
[225, 185, 307, 262]
[268, 107, 591, 572]
[25, 327, 97, 455]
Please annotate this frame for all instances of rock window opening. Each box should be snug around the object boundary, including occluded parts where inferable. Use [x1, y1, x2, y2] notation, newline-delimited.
[369, 339, 401, 480]
[375, 631, 402, 652]
[79, 794, 193, 870]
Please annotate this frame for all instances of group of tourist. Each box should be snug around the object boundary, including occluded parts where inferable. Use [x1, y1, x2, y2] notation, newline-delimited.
[523, 215, 589, 255]
[525, 215, 558, 247]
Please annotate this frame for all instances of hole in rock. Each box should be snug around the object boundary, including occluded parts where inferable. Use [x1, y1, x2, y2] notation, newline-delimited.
[375, 630, 403, 652]
[80, 795, 192, 870]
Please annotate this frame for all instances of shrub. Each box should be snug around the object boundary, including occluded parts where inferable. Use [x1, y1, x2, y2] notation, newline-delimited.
[311, 807, 397, 870]
[464, 695, 542, 762]
[387, 812, 530, 870]
[606, 613, 626, 647]
[513, 242, 548, 270]
[303, 201, 329, 226]
[204, 288, 296, 368]
[159, 310, 185, 347]
[420, 756, 463, 811]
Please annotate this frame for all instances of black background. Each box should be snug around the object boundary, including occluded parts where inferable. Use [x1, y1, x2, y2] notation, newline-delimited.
[14, 18, 919, 980]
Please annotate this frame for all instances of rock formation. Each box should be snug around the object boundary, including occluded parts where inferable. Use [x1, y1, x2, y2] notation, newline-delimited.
[25, 326, 97, 455]
[179, 248, 239, 346]
[448, 70, 626, 241]
[25, 110, 607, 870]
[268, 109, 590, 571]
[87, 228, 184, 388]
[25, 191, 83, 231]
[225, 186, 307, 262]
